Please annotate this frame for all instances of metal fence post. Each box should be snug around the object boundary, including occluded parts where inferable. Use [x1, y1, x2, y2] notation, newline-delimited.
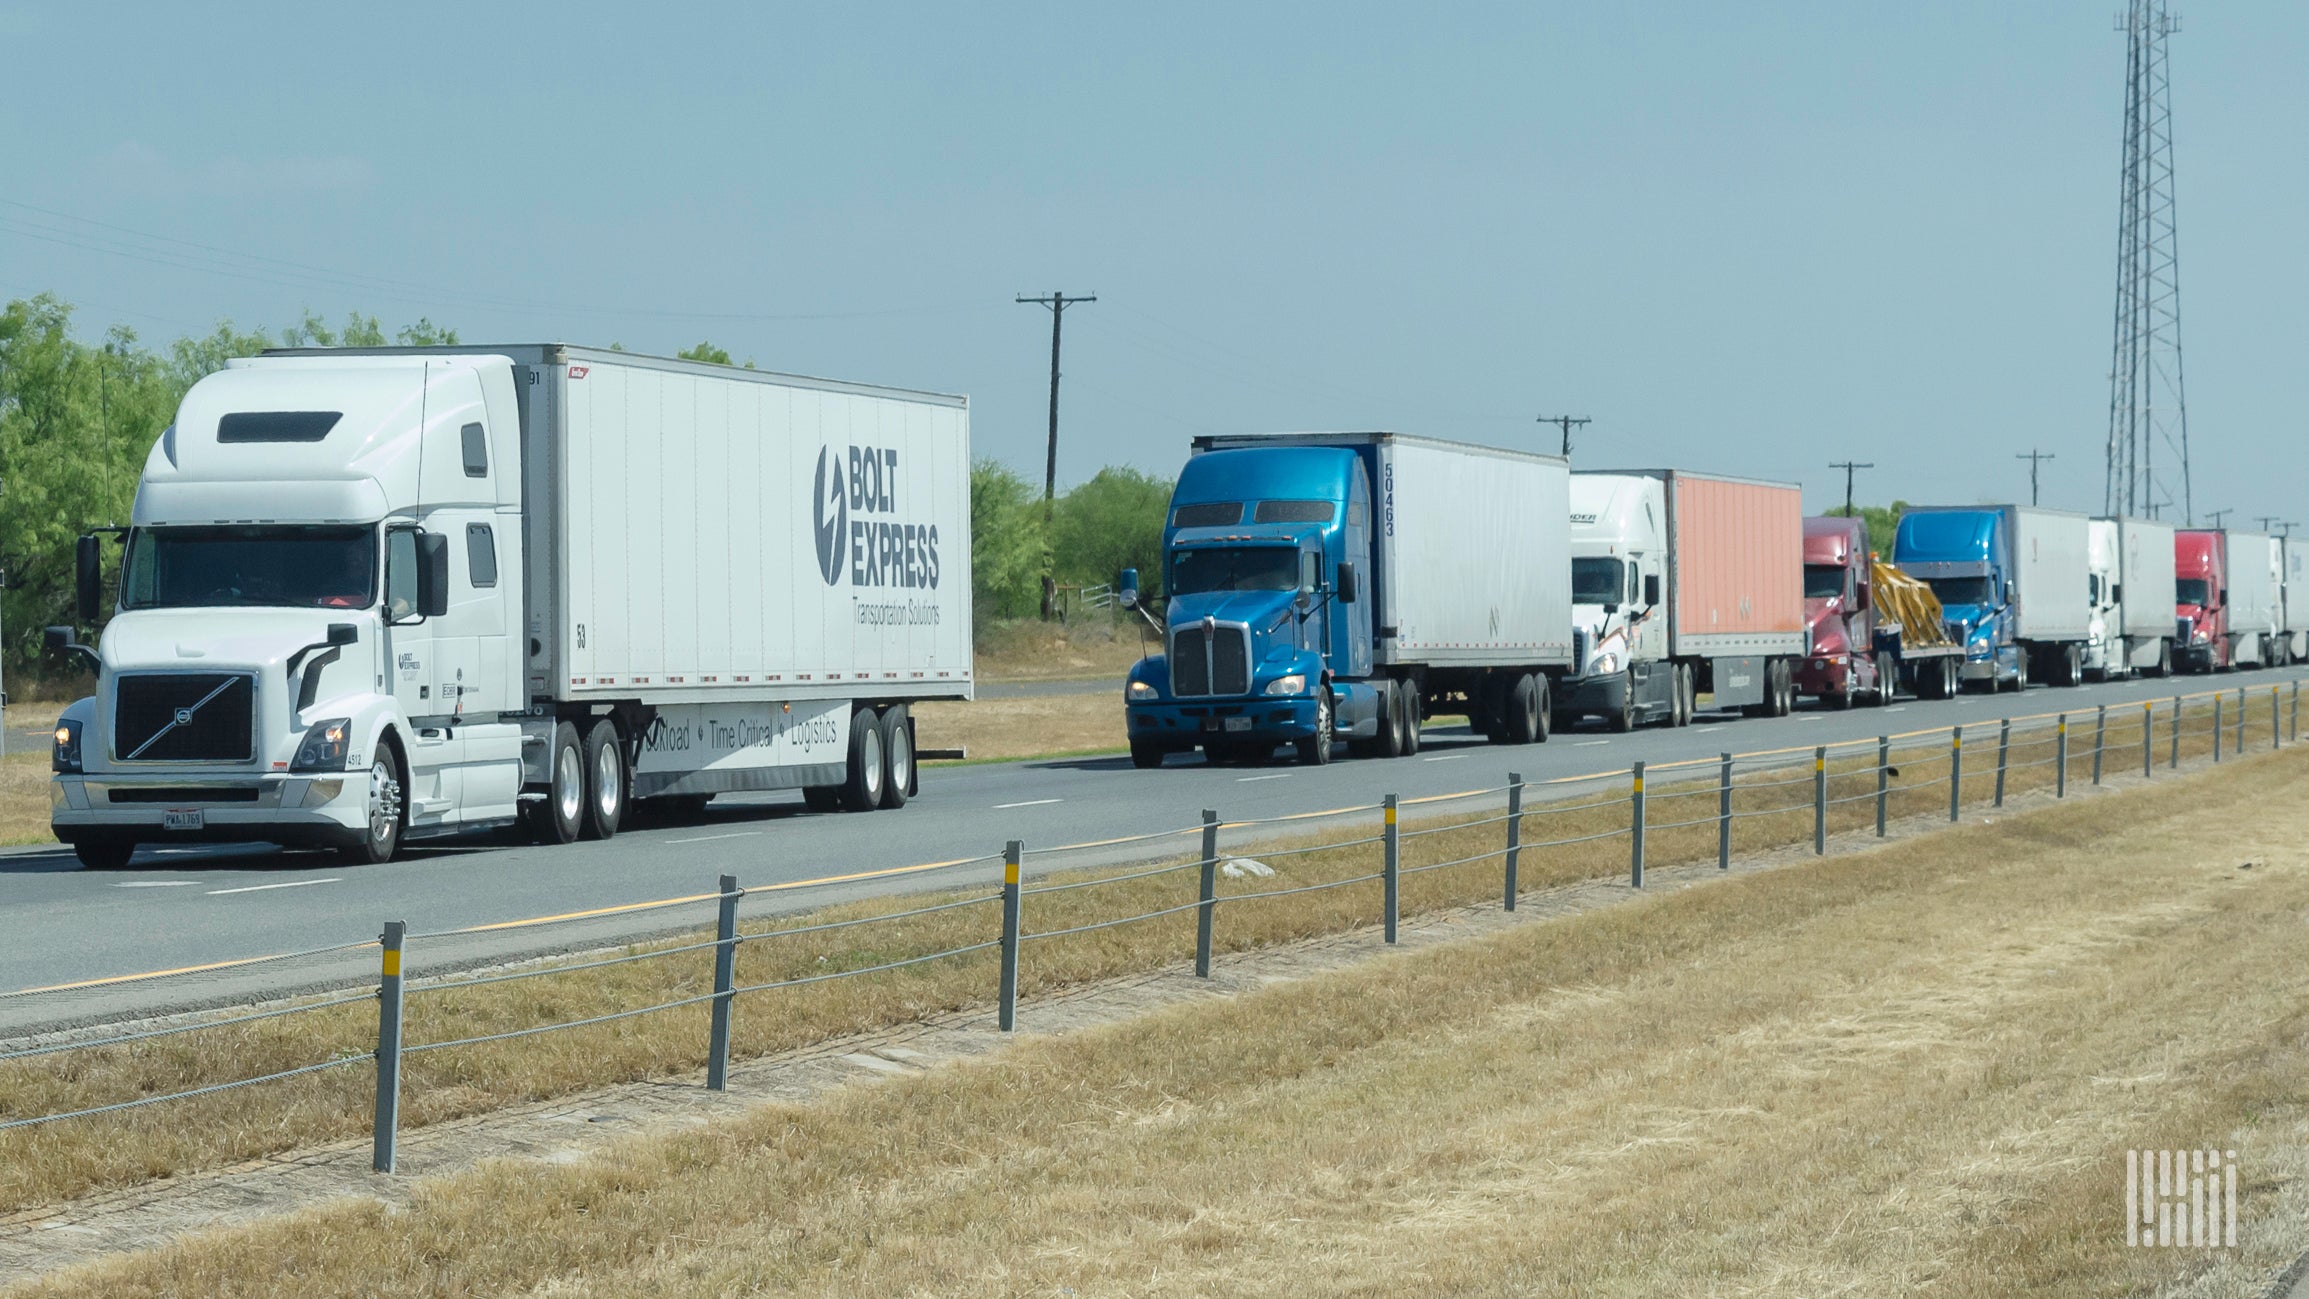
[1948, 727, 1962, 822]
[2236, 687, 2247, 754]
[2292, 680, 2299, 742]
[706, 874, 740, 1092]
[1994, 718, 2010, 807]
[2143, 701, 2154, 779]
[2214, 693, 2223, 763]
[1630, 761, 1647, 888]
[372, 920, 406, 1175]
[1875, 736, 1889, 837]
[2055, 715, 2068, 798]
[2093, 704, 2106, 785]
[2171, 695, 2182, 769]
[2273, 686, 2282, 750]
[1504, 774, 1524, 908]
[1812, 746, 1827, 855]
[1382, 794, 1399, 943]
[1719, 751, 1735, 866]
[998, 841, 1022, 1032]
[1195, 810, 1218, 977]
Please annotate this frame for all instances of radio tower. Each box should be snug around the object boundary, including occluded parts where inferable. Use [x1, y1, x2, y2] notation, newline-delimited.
[2104, 0, 2193, 523]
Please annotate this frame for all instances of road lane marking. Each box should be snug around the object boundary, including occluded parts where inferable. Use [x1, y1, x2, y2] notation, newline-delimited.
[205, 878, 342, 896]
[993, 798, 1062, 809]
[1795, 716, 1821, 723]
[1236, 773, 1291, 782]
[112, 881, 198, 888]
[1575, 739, 1611, 747]
[1883, 707, 1907, 713]
[666, 831, 761, 844]
[1422, 754, 1466, 762]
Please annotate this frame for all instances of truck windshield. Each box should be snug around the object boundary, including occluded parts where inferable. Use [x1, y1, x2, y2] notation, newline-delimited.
[1170, 546, 1297, 595]
[1926, 575, 1996, 607]
[1571, 557, 1624, 605]
[121, 525, 379, 611]
[1804, 564, 1846, 599]
[2176, 578, 2210, 606]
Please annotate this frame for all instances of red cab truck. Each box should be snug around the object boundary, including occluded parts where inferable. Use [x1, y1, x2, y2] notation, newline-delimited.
[1794, 516, 1964, 706]
[2174, 529, 2227, 672]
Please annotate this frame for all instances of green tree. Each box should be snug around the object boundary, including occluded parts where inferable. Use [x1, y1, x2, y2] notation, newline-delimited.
[678, 341, 733, 366]
[1824, 501, 1908, 560]
[1051, 466, 1172, 599]
[969, 457, 1046, 624]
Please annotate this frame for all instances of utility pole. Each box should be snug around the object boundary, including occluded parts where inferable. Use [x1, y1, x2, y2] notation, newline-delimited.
[2254, 516, 2294, 537]
[1828, 461, 1873, 517]
[2016, 449, 2055, 506]
[1016, 292, 1096, 619]
[1537, 415, 1591, 459]
[2204, 508, 2232, 529]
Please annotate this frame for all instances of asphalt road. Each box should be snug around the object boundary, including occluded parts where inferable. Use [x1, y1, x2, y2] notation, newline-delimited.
[3, 667, 2300, 1015]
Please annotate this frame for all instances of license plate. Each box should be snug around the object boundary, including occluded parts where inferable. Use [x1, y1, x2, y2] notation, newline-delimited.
[1224, 716, 1253, 732]
[163, 808, 204, 832]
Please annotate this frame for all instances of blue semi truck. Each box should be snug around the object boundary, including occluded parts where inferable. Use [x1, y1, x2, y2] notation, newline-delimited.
[1121, 432, 1574, 766]
[1891, 505, 2094, 692]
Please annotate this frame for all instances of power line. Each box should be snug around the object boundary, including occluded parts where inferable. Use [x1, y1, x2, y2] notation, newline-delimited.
[1017, 292, 1096, 619]
[1537, 415, 1591, 459]
[2015, 449, 2055, 507]
[1828, 460, 1874, 516]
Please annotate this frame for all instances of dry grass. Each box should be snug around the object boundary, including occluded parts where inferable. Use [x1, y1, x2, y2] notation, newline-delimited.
[974, 618, 1151, 683]
[915, 691, 1124, 762]
[19, 731, 2309, 1296]
[0, 691, 2281, 1223]
[0, 749, 55, 847]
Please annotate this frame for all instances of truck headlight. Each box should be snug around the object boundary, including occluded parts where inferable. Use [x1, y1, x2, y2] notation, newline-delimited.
[292, 718, 354, 771]
[1263, 674, 1307, 696]
[2192, 627, 2210, 645]
[52, 720, 82, 774]
[1590, 651, 1620, 677]
[1126, 680, 1159, 701]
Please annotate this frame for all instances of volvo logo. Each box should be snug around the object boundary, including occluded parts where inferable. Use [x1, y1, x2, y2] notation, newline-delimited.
[174, 708, 196, 726]
[812, 446, 847, 586]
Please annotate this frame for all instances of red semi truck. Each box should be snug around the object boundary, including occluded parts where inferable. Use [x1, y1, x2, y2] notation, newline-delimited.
[2175, 529, 2227, 672]
[1793, 516, 1963, 706]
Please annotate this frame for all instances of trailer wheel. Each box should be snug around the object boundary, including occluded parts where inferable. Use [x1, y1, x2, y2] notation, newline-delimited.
[1505, 673, 1542, 744]
[1532, 675, 1553, 742]
[1397, 680, 1422, 756]
[1942, 658, 1960, 699]
[581, 719, 626, 840]
[878, 706, 912, 809]
[841, 707, 886, 812]
[526, 721, 585, 844]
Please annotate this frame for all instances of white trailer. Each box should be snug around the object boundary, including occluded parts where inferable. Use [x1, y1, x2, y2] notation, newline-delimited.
[2007, 507, 2093, 646]
[50, 345, 971, 868]
[2087, 516, 2175, 678]
[1367, 436, 1574, 670]
[2226, 531, 2282, 667]
[2285, 538, 2309, 663]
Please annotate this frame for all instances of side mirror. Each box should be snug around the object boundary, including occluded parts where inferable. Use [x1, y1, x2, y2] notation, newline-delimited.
[44, 626, 69, 654]
[75, 534, 102, 623]
[2218, 587, 2229, 608]
[327, 622, 359, 647]
[1336, 560, 1358, 604]
[417, 533, 451, 618]
[1643, 574, 1661, 607]
[1602, 601, 1620, 616]
[2004, 580, 2015, 604]
[1117, 567, 1140, 609]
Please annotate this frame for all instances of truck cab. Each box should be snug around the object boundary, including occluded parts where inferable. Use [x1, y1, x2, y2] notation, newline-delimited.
[2174, 529, 2227, 672]
[1123, 446, 1372, 766]
[1564, 475, 1675, 729]
[1893, 509, 2022, 691]
[1796, 516, 1879, 706]
[2083, 519, 2124, 678]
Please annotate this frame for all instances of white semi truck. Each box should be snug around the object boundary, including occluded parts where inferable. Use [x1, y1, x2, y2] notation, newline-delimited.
[2084, 516, 2176, 679]
[48, 345, 972, 868]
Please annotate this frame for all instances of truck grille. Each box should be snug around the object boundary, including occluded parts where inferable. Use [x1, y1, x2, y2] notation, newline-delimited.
[1171, 623, 1251, 697]
[114, 674, 256, 763]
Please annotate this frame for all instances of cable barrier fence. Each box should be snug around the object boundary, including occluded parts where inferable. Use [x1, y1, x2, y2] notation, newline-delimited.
[0, 680, 2294, 1199]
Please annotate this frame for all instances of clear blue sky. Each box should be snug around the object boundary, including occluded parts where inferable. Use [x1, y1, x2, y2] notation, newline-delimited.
[5, 2, 2305, 524]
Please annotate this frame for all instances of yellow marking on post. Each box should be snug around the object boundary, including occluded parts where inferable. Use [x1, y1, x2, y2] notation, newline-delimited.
[1384, 804, 1397, 825]
[1632, 777, 1645, 793]
[381, 947, 402, 978]
[1814, 757, 1825, 773]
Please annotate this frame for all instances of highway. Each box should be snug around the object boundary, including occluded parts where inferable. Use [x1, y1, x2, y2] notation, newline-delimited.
[2, 667, 2299, 1012]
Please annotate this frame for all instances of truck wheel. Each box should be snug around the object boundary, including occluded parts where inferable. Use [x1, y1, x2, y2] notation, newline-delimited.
[72, 838, 136, 870]
[1674, 664, 1695, 726]
[1609, 671, 1637, 732]
[582, 719, 626, 839]
[1506, 673, 1542, 744]
[1397, 681, 1422, 756]
[878, 705, 912, 809]
[841, 707, 885, 812]
[1872, 653, 1895, 705]
[2061, 644, 2083, 687]
[1378, 682, 1406, 758]
[1776, 660, 1796, 716]
[2147, 641, 2170, 678]
[1943, 658, 1960, 699]
[1532, 676, 1553, 742]
[2005, 653, 2028, 694]
[1296, 692, 1335, 765]
[342, 746, 406, 864]
[526, 721, 585, 845]
[1131, 741, 1166, 769]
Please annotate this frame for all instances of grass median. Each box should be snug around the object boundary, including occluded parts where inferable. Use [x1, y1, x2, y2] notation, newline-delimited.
[19, 712, 2309, 1296]
[0, 691, 2277, 1218]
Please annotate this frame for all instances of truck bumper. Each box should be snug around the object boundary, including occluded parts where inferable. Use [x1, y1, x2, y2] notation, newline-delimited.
[1960, 659, 2001, 683]
[1126, 697, 1323, 749]
[1559, 672, 1629, 717]
[51, 774, 369, 849]
[1793, 657, 1852, 699]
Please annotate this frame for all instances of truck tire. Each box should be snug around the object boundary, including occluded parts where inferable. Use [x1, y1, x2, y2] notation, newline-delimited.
[1296, 692, 1335, 765]
[1378, 681, 1406, 759]
[72, 838, 136, 870]
[526, 721, 585, 845]
[2060, 644, 2083, 687]
[1504, 673, 1541, 744]
[342, 745, 407, 864]
[1608, 670, 1637, 732]
[2004, 652, 2028, 694]
[1130, 741, 1166, 769]
[1532, 675, 1553, 742]
[840, 707, 885, 812]
[1674, 664, 1695, 726]
[1397, 680, 1422, 756]
[2146, 640, 2171, 678]
[581, 719, 626, 840]
[878, 706, 912, 809]
[1776, 660, 1796, 716]
[1872, 653, 1895, 705]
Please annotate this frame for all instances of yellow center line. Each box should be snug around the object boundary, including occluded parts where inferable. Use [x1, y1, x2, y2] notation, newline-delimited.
[8, 943, 381, 995]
